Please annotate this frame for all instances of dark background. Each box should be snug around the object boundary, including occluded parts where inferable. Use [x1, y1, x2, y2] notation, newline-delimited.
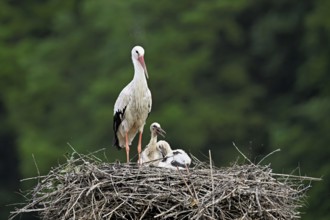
[1, 0, 329, 219]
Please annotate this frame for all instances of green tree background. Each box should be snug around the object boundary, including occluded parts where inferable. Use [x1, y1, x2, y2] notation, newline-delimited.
[1, 0, 329, 219]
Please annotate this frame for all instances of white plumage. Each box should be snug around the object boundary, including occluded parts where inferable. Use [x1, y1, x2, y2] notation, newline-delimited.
[139, 122, 166, 166]
[157, 140, 191, 170]
[113, 46, 152, 163]
[139, 121, 191, 169]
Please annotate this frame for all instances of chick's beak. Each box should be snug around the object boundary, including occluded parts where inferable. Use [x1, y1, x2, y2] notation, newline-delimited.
[156, 127, 166, 137]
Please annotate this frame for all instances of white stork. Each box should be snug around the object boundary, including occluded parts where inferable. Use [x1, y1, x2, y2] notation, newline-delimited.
[157, 140, 191, 170]
[139, 122, 166, 166]
[113, 45, 152, 163]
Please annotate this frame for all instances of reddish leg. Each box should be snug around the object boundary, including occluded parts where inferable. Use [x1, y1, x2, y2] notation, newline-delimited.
[125, 133, 130, 163]
[137, 132, 143, 163]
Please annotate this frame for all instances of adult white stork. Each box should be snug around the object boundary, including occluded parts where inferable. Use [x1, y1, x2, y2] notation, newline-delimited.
[139, 122, 166, 166]
[157, 140, 191, 170]
[113, 46, 152, 163]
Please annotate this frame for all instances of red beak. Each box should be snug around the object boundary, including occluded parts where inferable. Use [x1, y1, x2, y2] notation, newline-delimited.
[138, 56, 148, 79]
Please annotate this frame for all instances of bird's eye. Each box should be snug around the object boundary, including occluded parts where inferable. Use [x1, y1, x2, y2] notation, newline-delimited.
[135, 50, 139, 54]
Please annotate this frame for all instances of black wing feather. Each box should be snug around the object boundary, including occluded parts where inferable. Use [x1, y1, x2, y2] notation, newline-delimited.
[171, 160, 186, 169]
[161, 151, 187, 169]
[113, 106, 126, 149]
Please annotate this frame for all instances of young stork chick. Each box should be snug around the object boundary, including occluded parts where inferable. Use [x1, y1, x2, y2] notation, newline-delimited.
[157, 140, 191, 170]
[139, 122, 166, 166]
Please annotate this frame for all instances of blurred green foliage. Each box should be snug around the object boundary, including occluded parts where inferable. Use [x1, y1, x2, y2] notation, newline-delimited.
[0, 0, 329, 219]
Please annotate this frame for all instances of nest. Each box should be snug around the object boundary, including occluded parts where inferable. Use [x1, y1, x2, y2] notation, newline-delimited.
[10, 150, 319, 220]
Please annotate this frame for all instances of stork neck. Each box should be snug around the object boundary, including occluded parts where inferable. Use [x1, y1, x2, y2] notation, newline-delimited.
[132, 59, 148, 86]
[150, 133, 158, 145]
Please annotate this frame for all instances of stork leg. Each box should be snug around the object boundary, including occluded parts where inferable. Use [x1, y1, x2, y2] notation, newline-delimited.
[137, 131, 143, 163]
[125, 133, 130, 163]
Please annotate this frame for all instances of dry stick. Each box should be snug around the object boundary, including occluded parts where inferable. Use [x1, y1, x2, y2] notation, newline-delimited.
[32, 154, 40, 178]
[257, 148, 281, 165]
[154, 203, 181, 218]
[103, 199, 128, 218]
[240, 212, 248, 220]
[20, 175, 47, 182]
[185, 163, 199, 204]
[232, 142, 253, 164]
[255, 188, 262, 216]
[141, 155, 173, 166]
[64, 188, 88, 218]
[91, 193, 97, 219]
[209, 150, 215, 218]
[138, 201, 151, 220]
[71, 207, 76, 220]
[9, 189, 60, 220]
[176, 167, 195, 201]
[86, 180, 111, 196]
[271, 173, 322, 181]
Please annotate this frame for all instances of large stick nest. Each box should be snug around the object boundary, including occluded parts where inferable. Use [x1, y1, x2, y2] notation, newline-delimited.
[10, 150, 319, 220]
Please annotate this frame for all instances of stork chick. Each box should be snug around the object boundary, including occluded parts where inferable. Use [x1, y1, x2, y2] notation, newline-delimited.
[139, 122, 166, 166]
[113, 46, 152, 163]
[157, 140, 191, 170]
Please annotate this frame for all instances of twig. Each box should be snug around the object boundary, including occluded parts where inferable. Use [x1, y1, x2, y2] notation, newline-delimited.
[32, 154, 40, 180]
[255, 188, 262, 215]
[209, 150, 215, 218]
[154, 203, 180, 218]
[271, 173, 322, 181]
[232, 142, 253, 164]
[257, 148, 281, 165]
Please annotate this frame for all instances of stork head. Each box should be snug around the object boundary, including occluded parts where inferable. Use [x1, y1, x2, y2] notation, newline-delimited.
[131, 45, 148, 79]
[157, 140, 172, 158]
[150, 122, 166, 137]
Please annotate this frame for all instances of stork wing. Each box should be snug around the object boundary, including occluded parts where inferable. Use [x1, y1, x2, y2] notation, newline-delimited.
[173, 149, 191, 166]
[113, 83, 132, 148]
[114, 83, 132, 115]
[146, 88, 152, 115]
[171, 160, 186, 169]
